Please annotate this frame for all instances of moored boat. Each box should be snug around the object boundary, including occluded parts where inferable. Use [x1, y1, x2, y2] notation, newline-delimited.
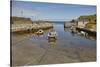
[48, 31, 57, 40]
[36, 29, 44, 34]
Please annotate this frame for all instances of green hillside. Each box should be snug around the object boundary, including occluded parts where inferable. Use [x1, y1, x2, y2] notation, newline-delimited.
[79, 14, 96, 30]
[79, 14, 96, 23]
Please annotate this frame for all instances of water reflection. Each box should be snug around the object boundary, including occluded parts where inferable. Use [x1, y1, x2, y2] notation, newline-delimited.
[48, 38, 56, 46]
[32, 28, 57, 46]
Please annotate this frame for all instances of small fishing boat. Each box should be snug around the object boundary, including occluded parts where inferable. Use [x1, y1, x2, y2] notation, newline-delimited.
[36, 29, 44, 34]
[48, 31, 57, 40]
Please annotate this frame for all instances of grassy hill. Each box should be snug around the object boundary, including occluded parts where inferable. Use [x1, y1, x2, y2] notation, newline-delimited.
[79, 14, 96, 23]
[78, 14, 96, 30]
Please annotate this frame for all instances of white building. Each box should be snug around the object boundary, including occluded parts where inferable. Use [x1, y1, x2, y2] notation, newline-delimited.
[77, 20, 89, 28]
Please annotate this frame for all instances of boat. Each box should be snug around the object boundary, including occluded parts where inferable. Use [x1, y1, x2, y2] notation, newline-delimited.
[48, 31, 57, 40]
[36, 29, 44, 34]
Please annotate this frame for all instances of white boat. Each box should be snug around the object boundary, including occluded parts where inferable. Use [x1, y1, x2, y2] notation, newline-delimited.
[48, 31, 57, 39]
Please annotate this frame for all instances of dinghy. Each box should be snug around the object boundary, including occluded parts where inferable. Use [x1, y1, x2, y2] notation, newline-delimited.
[48, 31, 57, 40]
[36, 29, 44, 34]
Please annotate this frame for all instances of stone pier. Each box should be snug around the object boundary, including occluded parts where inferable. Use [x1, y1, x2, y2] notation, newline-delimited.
[11, 17, 53, 32]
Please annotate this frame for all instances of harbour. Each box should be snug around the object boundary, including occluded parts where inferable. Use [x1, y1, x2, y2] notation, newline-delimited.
[12, 22, 96, 66]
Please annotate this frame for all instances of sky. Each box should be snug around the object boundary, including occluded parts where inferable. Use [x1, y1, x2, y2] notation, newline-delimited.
[11, 0, 96, 21]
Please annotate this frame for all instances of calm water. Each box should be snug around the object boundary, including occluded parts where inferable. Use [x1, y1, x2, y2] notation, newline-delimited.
[12, 22, 96, 65]
[28, 22, 96, 49]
